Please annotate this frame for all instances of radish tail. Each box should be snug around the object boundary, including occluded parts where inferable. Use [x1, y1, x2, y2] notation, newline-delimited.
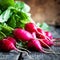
[38, 39, 58, 56]
[43, 48, 60, 55]
[16, 43, 31, 53]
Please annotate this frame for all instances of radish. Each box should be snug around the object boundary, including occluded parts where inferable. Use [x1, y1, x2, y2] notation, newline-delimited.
[0, 37, 30, 53]
[39, 39, 54, 47]
[27, 39, 45, 52]
[0, 39, 27, 53]
[25, 22, 37, 33]
[45, 31, 53, 39]
[2, 36, 30, 53]
[27, 39, 58, 55]
[36, 28, 46, 39]
[37, 28, 45, 35]
[13, 28, 33, 42]
[6, 37, 16, 46]
[0, 31, 16, 46]
[0, 39, 18, 51]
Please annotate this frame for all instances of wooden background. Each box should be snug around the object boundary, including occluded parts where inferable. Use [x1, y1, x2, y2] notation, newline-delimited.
[21, 0, 60, 25]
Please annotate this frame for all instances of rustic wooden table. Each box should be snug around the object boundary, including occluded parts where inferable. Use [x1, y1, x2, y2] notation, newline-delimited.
[0, 26, 60, 60]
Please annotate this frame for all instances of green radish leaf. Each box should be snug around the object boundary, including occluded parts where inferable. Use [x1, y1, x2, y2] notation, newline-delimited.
[0, 8, 11, 23]
[0, 10, 2, 15]
[22, 3, 30, 12]
[0, 23, 13, 36]
[0, 0, 14, 11]
[7, 15, 16, 28]
[37, 22, 50, 31]
[15, 11, 31, 28]
[15, 1, 24, 10]
[14, 1, 30, 12]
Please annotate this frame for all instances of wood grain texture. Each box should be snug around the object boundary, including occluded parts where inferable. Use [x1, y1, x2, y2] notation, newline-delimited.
[0, 50, 20, 60]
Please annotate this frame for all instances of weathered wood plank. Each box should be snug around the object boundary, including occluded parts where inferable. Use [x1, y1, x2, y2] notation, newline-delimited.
[0, 50, 20, 60]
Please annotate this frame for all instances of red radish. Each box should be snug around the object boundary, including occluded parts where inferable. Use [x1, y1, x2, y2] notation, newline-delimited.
[0, 39, 29, 54]
[45, 31, 53, 39]
[39, 39, 54, 47]
[27, 39, 45, 52]
[1, 39, 18, 51]
[27, 39, 57, 55]
[13, 28, 33, 42]
[36, 28, 46, 39]
[0, 37, 30, 53]
[37, 28, 45, 35]
[6, 37, 16, 46]
[25, 22, 37, 33]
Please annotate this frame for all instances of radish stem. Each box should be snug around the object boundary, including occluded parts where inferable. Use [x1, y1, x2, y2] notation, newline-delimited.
[16, 43, 31, 53]
[0, 31, 6, 37]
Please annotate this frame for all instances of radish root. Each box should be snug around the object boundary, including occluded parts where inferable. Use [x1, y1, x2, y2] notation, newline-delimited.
[16, 43, 31, 53]
[38, 39, 60, 56]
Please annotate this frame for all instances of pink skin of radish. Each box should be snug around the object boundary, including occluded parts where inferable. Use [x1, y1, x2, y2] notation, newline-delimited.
[36, 28, 46, 39]
[3, 37, 31, 53]
[5, 37, 16, 46]
[0, 39, 18, 52]
[13, 28, 33, 42]
[39, 39, 54, 47]
[25, 23, 37, 33]
[45, 31, 53, 40]
[27, 39, 45, 52]
[31, 32, 36, 39]
[37, 28, 45, 35]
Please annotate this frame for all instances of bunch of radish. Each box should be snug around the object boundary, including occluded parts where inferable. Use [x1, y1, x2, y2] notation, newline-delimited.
[13, 22, 54, 53]
[0, 22, 59, 55]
